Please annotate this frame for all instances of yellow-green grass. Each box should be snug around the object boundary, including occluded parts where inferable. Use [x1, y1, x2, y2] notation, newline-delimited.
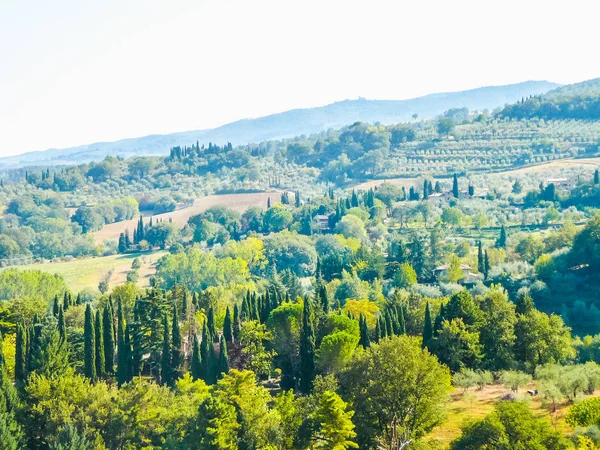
[2, 251, 167, 293]
[428, 383, 574, 447]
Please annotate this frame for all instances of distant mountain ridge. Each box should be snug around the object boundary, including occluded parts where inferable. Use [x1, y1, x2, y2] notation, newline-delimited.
[1, 80, 559, 169]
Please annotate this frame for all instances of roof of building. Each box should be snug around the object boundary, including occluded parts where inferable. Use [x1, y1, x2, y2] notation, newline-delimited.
[434, 264, 471, 271]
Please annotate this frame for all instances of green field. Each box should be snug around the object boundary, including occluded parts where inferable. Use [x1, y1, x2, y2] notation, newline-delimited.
[3, 251, 166, 293]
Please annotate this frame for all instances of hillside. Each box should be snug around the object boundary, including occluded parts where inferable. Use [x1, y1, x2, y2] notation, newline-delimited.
[0, 80, 558, 169]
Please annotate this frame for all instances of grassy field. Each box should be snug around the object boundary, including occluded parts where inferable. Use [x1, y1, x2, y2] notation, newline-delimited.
[429, 383, 574, 447]
[3, 251, 166, 292]
[93, 191, 280, 243]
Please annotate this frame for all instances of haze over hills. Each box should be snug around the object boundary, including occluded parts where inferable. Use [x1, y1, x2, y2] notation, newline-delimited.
[2, 80, 559, 169]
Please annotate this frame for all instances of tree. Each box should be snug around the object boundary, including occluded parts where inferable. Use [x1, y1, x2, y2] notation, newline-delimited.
[263, 204, 293, 232]
[300, 299, 316, 393]
[358, 315, 370, 349]
[430, 319, 482, 372]
[477, 241, 484, 273]
[437, 118, 456, 136]
[452, 173, 459, 198]
[312, 390, 358, 450]
[595, 169, 600, 185]
[446, 254, 463, 283]
[218, 336, 229, 379]
[191, 335, 202, 381]
[340, 335, 451, 449]
[393, 263, 417, 288]
[496, 225, 507, 249]
[103, 305, 115, 375]
[95, 309, 105, 378]
[223, 306, 233, 344]
[15, 323, 26, 382]
[422, 303, 433, 348]
[116, 299, 130, 386]
[171, 304, 182, 382]
[451, 401, 570, 449]
[479, 289, 517, 371]
[161, 314, 172, 387]
[84, 304, 96, 382]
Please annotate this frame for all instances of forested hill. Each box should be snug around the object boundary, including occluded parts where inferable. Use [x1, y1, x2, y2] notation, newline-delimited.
[0, 80, 558, 169]
[499, 77, 600, 120]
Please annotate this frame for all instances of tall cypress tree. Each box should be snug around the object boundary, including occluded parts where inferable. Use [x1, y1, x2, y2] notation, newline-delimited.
[218, 336, 229, 379]
[206, 341, 218, 385]
[15, 323, 26, 382]
[422, 303, 433, 348]
[84, 304, 96, 382]
[496, 225, 507, 249]
[207, 308, 217, 343]
[171, 304, 182, 382]
[484, 250, 491, 279]
[373, 318, 381, 343]
[359, 315, 371, 348]
[200, 323, 209, 381]
[299, 298, 316, 393]
[433, 304, 445, 337]
[116, 299, 128, 386]
[161, 315, 172, 387]
[191, 334, 202, 381]
[124, 324, 133, 383]
[52, 296, 60, 317]
[103, 305, 115, 374]
[477, 241, 484, 273]
[95, 310, 105, 378]
[320, 284, 329, 314]
[57, 306, 66, 343]
[223, 307, 233, 344]
[452, 173, 459, 198]
[233, 304, 241, 342]
[63, 292, 70, 312]
[397, 306, 406, 334]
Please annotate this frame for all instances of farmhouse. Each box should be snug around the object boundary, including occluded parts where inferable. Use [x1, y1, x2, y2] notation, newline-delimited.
[546, 177, 573, 190]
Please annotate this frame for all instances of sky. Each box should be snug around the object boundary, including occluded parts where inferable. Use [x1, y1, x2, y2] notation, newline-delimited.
[1, 0, 599, 157]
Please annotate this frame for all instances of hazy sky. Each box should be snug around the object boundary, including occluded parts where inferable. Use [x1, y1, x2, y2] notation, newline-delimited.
[1, 0, 598, 156]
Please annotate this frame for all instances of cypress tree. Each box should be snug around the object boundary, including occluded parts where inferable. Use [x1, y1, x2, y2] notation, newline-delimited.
[116, 299, 128, 386]
[299, 298, 316, 393]
[433, 304, 445, 337]
[320, 284, 329, 314]
[15, 323, 26, 382]
[76, 293, 82, 305]
[374, 318, 381, 343]
[207, 308, 217, 342]
[171, 304, 182, 382]
[191, 334, 202, 381]
[422, 303, 433, 348]
[200, 323, 209, 381]
[57, 306, 66, 343]
[103, 306, 115, 374]
[484, 250, 491, 279]
[161, 315, 172, 387]
[359, 315, 371, 348]
[206, 341, 218, 385]
[595, 169, 599, 185]
[223, 307, 233, 344]
[181, 290, 188, 317]
[452, 173, 459, 198]
[496, 225, 507, 249]
[233, 304, 241, 342]
[124, 324, 133, 383]
[84, 304, 96, 382]
[95, 310, 105, 378]
[477, 241, 484, 273]
[379, 316, 387, 339]
[397, 306, 406, 334]
[52, 296, 60, 317]
[63, 292, 70, 311]
[423, 179, 429, 200]
[218, 336, 229, 379]
[385, 312, 393, 337]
